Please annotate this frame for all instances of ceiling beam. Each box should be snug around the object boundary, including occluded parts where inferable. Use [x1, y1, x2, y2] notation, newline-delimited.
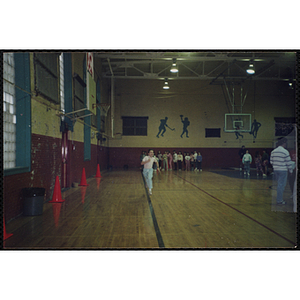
[100, 74, 291, 81]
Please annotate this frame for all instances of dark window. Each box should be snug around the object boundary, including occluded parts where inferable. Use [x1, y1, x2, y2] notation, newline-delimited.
[73, 72, 86, 117]
[274, 117, 296, 136]
[34, 53, 60, 104]
[205, 128, 221, 138]
[122, 117, 148, 136]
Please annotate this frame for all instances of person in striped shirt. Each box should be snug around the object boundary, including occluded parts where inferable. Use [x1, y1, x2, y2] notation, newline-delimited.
[270, 138, 294, 205]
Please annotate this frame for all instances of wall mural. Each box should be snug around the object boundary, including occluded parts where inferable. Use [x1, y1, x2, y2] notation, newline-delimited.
[249, 119, 261, 139]
[235, 129, 244, 139]
[180, 115, 190, 138]
[155, 115, 262, 140]
[156, 117, 175, 138]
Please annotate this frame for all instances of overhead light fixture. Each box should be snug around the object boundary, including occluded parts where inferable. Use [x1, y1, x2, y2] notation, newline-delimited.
[246, 62, 255, 75]
[170, 58, 178, 73]
[163, 78, 169, 89]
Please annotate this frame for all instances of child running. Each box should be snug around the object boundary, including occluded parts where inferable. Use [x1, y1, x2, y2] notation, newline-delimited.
[141, 149, 160, 195]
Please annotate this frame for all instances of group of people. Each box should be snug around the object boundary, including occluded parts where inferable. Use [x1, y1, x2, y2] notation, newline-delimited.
[140, 150, 203, 172]
[140, 149, 203, 195]
[239, 139, 296, 207]
[238, 145, 269, 177]
[141, 140, 296, 205]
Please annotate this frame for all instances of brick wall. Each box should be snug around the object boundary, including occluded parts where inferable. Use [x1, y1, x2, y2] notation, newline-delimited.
[4, 133, 109, 222]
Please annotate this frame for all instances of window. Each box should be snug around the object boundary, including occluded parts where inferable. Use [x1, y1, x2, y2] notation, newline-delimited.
[83, 56, 91, 161]
[274, 117, 295, 136]
[96, 79, 101, 132]
[4, 53, 31, 176]
[59, 53, 65, 121]
[205, 128, 221, 138]
[122, 117, 148, 136]
[73, 72, 86, 115]
[34, 53, 60, 103]
[3, 53, 16, 169]
[62, 52, 73, 131]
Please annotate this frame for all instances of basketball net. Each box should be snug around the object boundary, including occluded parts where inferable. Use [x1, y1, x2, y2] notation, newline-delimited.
[99, 103, 110, 117]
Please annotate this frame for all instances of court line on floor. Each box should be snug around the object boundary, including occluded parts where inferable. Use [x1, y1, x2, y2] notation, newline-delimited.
[141, 173, 165, 248]
[175, 174, 296, 247]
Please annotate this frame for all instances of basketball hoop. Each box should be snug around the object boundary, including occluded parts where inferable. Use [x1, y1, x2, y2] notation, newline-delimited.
[92, 103, 111, 117]
[224, 113, 251, 133]
[100, 103, 110, 117]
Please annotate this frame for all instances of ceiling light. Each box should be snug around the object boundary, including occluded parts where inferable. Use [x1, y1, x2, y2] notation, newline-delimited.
[163, 78, 169, 89]
[170, 58, 178, 73]
[246, 63, 255, 75]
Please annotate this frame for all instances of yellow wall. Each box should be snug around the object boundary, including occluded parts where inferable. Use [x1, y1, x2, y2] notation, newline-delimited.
[30, 52, 108, 146]
[108, 79, 295, 149]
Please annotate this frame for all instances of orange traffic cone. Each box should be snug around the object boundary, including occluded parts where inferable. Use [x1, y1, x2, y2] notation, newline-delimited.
[79, 168, 89, 186]
[95, 164, 102, 178]
[80, 186, 87, 204]
[96, 178, 101, 190]
[49, 176, 65, 203]
[3, 216, 13, 240]
[52, 203, 62, 228]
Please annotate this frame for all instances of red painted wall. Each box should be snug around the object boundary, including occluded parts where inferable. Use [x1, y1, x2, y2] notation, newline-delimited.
[4, 133, 109, 222]
[4, 134, 271, 222]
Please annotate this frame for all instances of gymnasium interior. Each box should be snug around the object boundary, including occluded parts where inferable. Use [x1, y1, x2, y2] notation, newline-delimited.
[3, 51, 298, 249]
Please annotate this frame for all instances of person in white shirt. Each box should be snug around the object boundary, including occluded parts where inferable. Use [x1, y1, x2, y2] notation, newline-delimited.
[193, 151, 198, 171]
[141, 149, 160, 195]
[242, 150, 252, 176]
[177, 151, 183, 171]
[270, 138, 294, 205]
[185, 153, 191, 171]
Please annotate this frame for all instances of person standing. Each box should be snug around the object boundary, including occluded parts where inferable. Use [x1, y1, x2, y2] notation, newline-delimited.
[185, 152, 191, 171]
[270, 138, 294, 205]
[167, 150, 173, 170]
[162, 151, 168, 171]
[157, 150, 163, 170]
[196, 152, 202, 172]
[193, 151, 198, 171]
[183, 152, 187, 170]
[173, 150, 178, 171]
[141, 149, 160, 195]
[254, 151, 265, 177]
[239, 145, 246, 171]
[262, 149, 269, 176]
[177, 151, 183, 171]
[242, 150, 252, 176]
[190, 155, 195, 171]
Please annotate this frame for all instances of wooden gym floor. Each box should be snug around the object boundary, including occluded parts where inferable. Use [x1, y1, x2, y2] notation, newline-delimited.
[3, 169, 297, 249]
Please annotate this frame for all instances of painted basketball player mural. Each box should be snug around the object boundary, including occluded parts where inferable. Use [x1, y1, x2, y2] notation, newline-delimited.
[156, 117, 175, 138]
[249, 119, 261, 139]
[234, 122, 244, 139]
[180, 115, 190, 138]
